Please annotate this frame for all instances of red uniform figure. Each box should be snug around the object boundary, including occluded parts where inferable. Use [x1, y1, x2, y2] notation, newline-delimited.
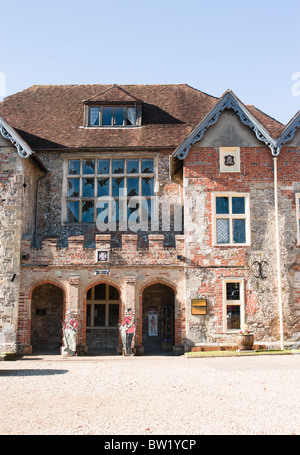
[120, 308, 136, 356]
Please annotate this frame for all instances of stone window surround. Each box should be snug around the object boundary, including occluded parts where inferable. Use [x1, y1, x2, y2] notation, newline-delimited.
[62, 153, 158, 225]
[222, 278, 245, 333]
[212, 192, 251, 246]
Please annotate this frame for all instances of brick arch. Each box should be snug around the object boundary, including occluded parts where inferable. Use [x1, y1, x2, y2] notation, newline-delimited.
[28, 278, 67, 302]
[19, 279, 67, 353]
[82, 279, 123, 349]
[139, 278, 178, 300]
[137, 278, 178, 351]
[83, 278, 123, 299]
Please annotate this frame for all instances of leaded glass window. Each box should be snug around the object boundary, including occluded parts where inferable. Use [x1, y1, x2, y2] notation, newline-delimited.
[65, 157, 155, 224]
[214, 194, 249, 245]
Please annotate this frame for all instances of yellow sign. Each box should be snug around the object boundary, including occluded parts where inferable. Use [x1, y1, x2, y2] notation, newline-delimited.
[191, 299, 207, 315]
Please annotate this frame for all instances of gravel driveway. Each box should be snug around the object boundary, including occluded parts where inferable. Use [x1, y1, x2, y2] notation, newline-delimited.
[1, 353, 300, 435]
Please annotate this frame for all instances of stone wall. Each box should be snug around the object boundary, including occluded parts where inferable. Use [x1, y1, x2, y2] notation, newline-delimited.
[35, 149, 182, 248]
[0, 137, 23, 354]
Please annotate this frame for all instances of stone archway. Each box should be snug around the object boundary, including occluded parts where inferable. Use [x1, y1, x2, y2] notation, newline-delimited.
[31, 283, 64, 352]
[141, 283, 175, 354]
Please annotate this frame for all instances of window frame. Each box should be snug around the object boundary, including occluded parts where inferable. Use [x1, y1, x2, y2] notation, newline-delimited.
[222, 278, 245, 333]
[296, 194, 300, 245]
[212, 192, 251, 246]
[63, 155, 157, 225]
[86, 105, 139, 127]
[86, 283, 120, 328]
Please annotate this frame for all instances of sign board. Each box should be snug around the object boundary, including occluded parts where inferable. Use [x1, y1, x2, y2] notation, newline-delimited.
[94, 269, 110, 276]
[191, 299, 207, 315]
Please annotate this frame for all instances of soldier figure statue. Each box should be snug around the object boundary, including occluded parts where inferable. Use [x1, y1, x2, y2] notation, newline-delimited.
[62, 310, 79, 356]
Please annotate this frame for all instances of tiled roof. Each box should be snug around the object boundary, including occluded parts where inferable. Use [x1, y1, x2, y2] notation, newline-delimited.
[0, 84, 284, 150]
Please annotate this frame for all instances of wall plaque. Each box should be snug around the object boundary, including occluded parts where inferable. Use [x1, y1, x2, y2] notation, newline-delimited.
[96, 250, 110, 262]
[191, 299, 207, 315]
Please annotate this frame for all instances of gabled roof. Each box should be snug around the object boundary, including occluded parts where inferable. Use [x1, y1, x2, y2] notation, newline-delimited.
[276, 109, 300, 150]
[83, 84, 143, 105]
[0, 115, 33, 158]
[173, 90, 281, 159]
[0, 84, 284, 152]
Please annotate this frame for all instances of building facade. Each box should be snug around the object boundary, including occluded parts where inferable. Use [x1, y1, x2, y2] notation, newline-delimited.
[0, 84, 299, 355]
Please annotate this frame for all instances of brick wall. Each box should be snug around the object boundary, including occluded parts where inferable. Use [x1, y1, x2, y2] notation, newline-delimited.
[183, 144, 300, 346]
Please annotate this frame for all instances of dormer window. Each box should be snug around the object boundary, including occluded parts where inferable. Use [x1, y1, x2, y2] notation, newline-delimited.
[88, 105, 138, 127]
[83, 85, 142, 128]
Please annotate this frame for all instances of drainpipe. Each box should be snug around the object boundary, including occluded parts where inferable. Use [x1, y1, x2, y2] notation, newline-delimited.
[273, 156, 284, 350]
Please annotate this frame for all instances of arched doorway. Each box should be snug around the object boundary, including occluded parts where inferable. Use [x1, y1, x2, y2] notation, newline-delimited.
[142, 283, 175, 354]
[31, 283, 64, 352]
[85, 283, 120, 353]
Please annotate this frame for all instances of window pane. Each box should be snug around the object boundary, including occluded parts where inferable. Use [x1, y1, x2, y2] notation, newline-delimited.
[111, 200, 120, 221]
[94, 284, 106, 300]
[142, 177, 154, 196]
[127, 177, 139, 197]
[109, 286, 119, 300]
[98, 159, 110, 174]
[89, 107, 99, 126]
[82, 159, 95, 175]
[82, 178, 95, 197]
[127, 159, 139, 174]
[141, 198, 152, 222]
[113, 107, 124, 126]
[112, 177, 125, 197]
[68, 160, 80, 175]
[226, 282, 240, 300]
[233, 219, 246, 243]
[216, 218, 229, 243]
[97, 202, 109, 224]
[97, 178, 109, 197]
[216, 197, 229, 214]
[126, 107, 137, 125]
[109, 304, 120, 326]
[112, 159, 125, 174]
[227, 305, 240, 329]
[67, 201, 79, 223]
[67, 179, 80, 197]
[102, 107, 113, 126]
[94, 304, 105, 326]
[232, 197, 245, 214]
[142, 159, 154, 173]
[128, 199, 140, 223]
[82, 200, 94, 223]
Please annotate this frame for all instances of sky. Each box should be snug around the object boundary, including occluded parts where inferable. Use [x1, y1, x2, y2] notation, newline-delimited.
[1, 0, 300, 125]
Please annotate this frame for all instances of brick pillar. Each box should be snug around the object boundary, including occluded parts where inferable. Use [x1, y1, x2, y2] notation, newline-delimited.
[67, 274, 86, 354]
[123, 275, 142, 354]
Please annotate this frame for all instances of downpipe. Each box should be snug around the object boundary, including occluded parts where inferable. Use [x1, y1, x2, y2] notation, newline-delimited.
[273, 157, 284, 350]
